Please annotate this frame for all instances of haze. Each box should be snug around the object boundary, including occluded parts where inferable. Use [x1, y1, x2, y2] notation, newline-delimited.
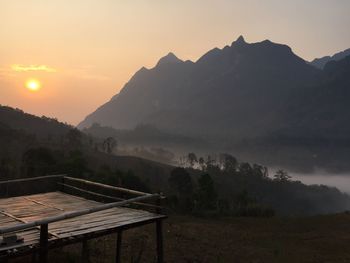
[1, 0, 350, 124]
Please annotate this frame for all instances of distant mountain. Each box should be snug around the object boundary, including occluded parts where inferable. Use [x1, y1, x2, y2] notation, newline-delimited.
[310, 48, 350, 69]
[78, 36, 320, 139]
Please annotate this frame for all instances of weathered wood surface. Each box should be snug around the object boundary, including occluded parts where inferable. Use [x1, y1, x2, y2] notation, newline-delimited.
[0, 191, 165, 256]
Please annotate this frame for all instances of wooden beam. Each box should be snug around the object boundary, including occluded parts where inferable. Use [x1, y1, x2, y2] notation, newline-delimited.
[59, 183, 162, 211]
[156, 220, 164, 263]
[63, 176, 149, 196]
[59, 183, 124, 201]
[0, 174, 64, 185]
[116, 230, 123, 263]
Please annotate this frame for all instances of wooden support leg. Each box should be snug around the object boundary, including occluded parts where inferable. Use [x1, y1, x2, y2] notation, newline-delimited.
[116, 230, 123, 263]
[39, 224, 48, 263]
[156, 220, 164, 263]
[82, 240, 89, 263]
[32, 252, 37, 263]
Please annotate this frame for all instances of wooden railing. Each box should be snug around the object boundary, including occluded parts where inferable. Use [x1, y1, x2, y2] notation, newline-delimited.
[0, 174, 165, 212]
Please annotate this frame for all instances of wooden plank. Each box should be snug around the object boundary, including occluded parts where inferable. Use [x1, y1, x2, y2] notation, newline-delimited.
[53, 213, 154, 235]
[50, 210, 155, 233]
[57, 214, 164, 238]
[24, 197, 64, 211]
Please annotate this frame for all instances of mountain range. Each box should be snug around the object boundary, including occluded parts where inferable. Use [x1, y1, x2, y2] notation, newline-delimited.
[78, 36, 350, 137]
[78, 36, 350, 171]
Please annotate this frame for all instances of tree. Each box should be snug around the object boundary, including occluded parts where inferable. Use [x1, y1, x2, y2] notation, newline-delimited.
[198, 157, 205, 170]
[103, 137, 117, 154]
[169, 167, 193, 195]
[187, 152, 197, 167]
[22, 147, 57, 177]
[219, 153, 238, 172]
[205, 155, 220, 173]
[273, 169, 291, 182]
[65, 129, 82, 149]
[252, 164, 269, 178]
[195, 173, 217, 210]
[122, 170, 150, 192]
[168, 167, 193, 212]
[238, 162, 253, 176]
[60, 150, 88, 177]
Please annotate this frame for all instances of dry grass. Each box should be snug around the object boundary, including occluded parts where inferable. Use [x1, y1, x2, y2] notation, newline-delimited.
[14, 213, 350, 263]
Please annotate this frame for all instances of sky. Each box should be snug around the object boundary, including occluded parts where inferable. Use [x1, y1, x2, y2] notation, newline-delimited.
[1, 0, 350, 125]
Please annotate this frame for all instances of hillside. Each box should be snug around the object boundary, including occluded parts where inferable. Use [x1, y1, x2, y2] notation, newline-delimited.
[0, 105, 72, 140]
[0, 105, 172, 183]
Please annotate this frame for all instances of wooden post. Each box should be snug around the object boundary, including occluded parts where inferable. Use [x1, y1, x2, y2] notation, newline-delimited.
[116, 230, 123, 263]
[32, 252, 37, 263]
[39, 224, 49, 263]
[156, 220, 164, 263]
[82, 240, 89, 263]
[156, 195, 162, 214]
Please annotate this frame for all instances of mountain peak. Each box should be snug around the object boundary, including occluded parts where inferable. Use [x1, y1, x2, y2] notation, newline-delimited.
[156, 52, 183, 67]
[232, 35, 247, 46]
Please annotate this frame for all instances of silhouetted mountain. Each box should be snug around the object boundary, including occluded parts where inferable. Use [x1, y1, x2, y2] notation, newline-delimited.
[78, 36, 320, 139]
[310, 48, 350, 69]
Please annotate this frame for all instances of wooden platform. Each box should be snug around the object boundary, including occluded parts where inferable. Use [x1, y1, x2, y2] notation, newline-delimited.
[0, 176, 166, 262]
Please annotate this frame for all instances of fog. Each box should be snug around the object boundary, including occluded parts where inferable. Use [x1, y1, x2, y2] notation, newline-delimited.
[291, 173, 350, 194]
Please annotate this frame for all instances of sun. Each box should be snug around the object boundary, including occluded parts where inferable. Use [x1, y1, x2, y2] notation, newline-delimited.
[26, 79, 41, 91]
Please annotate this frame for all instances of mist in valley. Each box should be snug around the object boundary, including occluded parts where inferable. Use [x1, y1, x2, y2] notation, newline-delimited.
[291, 172, 350, 194]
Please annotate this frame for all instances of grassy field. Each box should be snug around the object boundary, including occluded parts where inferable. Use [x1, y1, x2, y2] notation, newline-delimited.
[14, 213, 350, 263]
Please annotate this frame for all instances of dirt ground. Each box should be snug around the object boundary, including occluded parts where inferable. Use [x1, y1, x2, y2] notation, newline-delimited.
[12, 213, 350, 263]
